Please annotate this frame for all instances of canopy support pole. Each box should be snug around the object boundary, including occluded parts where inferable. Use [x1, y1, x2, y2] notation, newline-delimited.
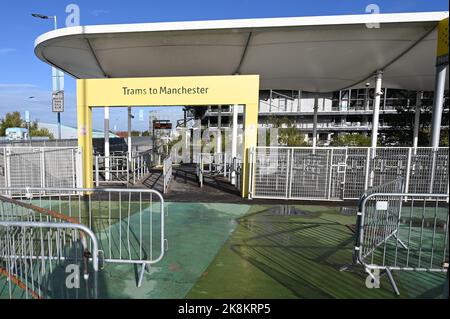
[371, 70, 383, 149]
[413, 91, 422, 150]
[312, 95, 318, 148]
[430, 64, 448, 148]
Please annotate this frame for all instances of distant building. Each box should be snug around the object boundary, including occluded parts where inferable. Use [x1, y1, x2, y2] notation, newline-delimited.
[38, 122, 119, 139]
[5, 127, 29, 140]
[201, 88, 449, 146]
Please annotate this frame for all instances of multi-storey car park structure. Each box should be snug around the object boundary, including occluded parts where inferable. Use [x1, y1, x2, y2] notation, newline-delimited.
[196, 88, 449, 146]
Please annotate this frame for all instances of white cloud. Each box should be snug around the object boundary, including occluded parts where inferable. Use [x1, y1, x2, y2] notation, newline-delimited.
[0, 83, 77, 126]
[0, 48, 16, 56]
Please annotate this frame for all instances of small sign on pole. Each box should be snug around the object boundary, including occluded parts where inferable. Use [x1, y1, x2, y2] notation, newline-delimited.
[52, 90, 64, 113]
[25, 111, 30, 123]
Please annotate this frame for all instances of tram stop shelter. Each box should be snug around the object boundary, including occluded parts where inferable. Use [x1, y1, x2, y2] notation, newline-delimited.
[34, 11, 449, 197]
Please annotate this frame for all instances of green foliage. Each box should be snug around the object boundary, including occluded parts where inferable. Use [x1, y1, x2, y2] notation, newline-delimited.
[263, 116, 308, 147]
[439, 129, 449, 147]
[331, 133, 371, 147]
[0, 112, 54, 139]
[0, 112, 22, 135]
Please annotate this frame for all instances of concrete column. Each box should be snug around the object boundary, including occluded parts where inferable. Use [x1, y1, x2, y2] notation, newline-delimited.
[430, 64, 448, 147]
[312, 94, 319, 147]
[127, 106, 132, 162]
[231, 104, 238, 185]
[371, 70, 383, 149]
[413, 91, 423, 149]
[104, 106, 110, 181]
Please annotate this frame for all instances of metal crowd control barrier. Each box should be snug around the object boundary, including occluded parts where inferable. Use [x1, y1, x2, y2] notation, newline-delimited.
[0, 194, 99, 299]
[354, 191, 449, 295]
[163, 156, 173, 194]
[249, 146, 449, 201]
[0, 187, 167, 289]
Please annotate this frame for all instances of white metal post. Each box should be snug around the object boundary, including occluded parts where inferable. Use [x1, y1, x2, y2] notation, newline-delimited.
[312, 94, 319, 148]
[405, 147, 412, 195]
[104, 106, 110, 181]
[231, 104, 238, 185]
[430, 64, 448, 148]
[412, 91, 422, 150]
[371, 70, 383, 150]
[217, 105, 222, 155]
[364, 147, 371, 190]
[127, 106, 132, 162]
[95, 155, 99, 187]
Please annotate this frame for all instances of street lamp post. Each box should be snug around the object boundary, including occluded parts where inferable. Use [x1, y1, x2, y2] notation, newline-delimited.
[26, 96, 35, 140]
[32, 13, 63, 140]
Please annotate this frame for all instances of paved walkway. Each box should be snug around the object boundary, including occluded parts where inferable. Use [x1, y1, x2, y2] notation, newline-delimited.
[134, 164, 243, 203]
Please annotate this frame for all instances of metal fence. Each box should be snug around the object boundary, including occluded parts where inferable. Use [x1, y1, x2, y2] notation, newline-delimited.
[0, 147, 81, 192]
[249, 147, 449, 200]
[0, 194, 99, 299]
[355, 192, 449, 295]
[0, 187, 167, 289]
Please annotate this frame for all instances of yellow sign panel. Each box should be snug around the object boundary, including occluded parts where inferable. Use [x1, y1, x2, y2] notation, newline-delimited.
[78, 75, 260, 107]
[436, 17, 449, 65]
[77, 75, 260, 198]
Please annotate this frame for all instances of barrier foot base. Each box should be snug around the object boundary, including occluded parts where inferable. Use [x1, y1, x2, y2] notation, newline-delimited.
[384, 268, 400, 296]
[137, 263, 148, 288]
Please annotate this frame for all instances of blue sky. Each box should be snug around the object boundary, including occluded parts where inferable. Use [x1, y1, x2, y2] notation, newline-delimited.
[0, 0, 448, 131]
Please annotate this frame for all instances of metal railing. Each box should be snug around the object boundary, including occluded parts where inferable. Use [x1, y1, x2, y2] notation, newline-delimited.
[355, 192, 449, 295]
[94, 154, 128, 186]
[0, 194, 99, 299]
[249, 147, 449, 201]
[130, 150, 152, 184]
[94, 150, 153, 186]
[0, 187, 167, 288]
[195, 152, 242, 189]
[0, 147, 81, 192]
[163, 156, 172, 194]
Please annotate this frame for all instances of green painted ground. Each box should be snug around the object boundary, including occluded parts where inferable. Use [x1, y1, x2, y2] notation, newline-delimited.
[187, 205, 448, 299]
[1, 201, 447, 299]
[94, 202, 250, 299]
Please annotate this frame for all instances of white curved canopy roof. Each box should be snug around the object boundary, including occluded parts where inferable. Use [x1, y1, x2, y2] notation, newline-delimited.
[35, 11, 449, 92]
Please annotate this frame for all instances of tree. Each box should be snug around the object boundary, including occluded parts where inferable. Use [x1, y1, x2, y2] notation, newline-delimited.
[0, 112, 22, 135]
[0, 112, 54, 139]
[263, 116, 308, 147]
[331, 133, 371, 147]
